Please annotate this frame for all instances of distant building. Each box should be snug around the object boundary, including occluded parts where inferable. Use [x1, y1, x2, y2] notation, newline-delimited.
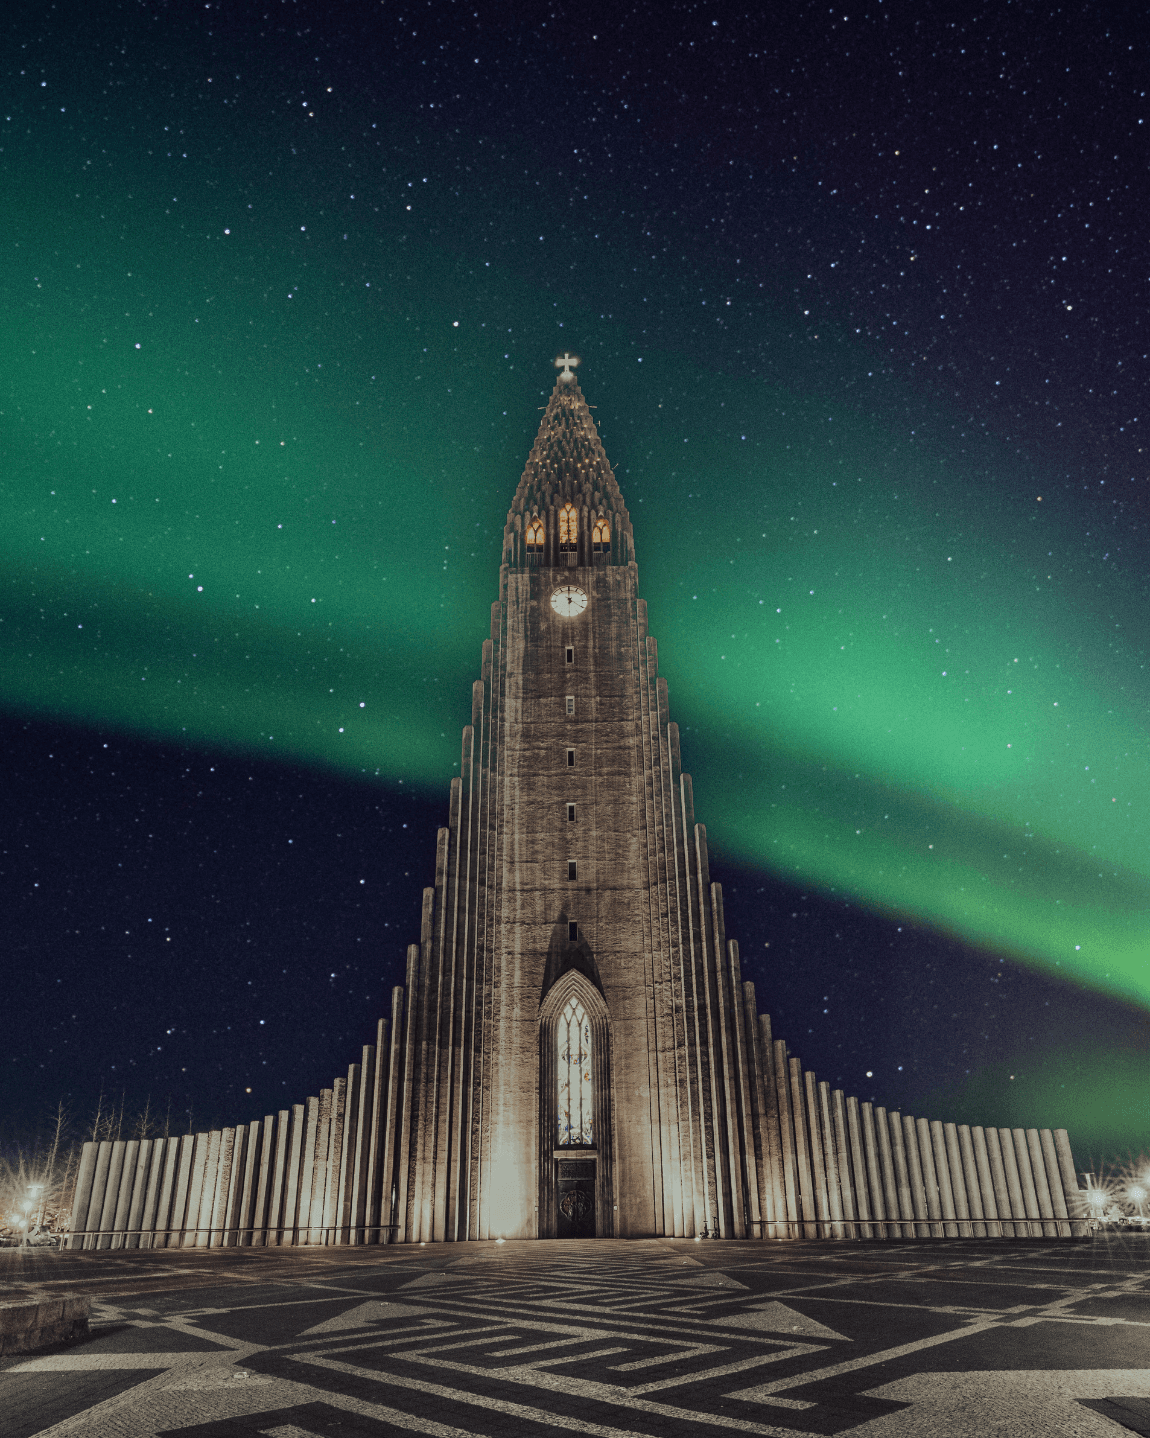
[68, 363, 1085, 1246]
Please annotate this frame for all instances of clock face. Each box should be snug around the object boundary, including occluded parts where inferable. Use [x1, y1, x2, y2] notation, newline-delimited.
[550, 585, 588, 618]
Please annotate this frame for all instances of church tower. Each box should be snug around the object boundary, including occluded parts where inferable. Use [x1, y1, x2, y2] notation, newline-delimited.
[67, 361, 1086, 1250]
[395, 353, 760, 1242]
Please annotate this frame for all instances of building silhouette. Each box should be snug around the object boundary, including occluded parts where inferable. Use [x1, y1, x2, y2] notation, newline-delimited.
[68, 363, 1086, 1246]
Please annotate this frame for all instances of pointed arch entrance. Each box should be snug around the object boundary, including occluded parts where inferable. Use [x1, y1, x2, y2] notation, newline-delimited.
[538, 970, 613, 1238]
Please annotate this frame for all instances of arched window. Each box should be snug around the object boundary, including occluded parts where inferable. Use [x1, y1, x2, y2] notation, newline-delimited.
[556, 998, 593, 1146]
[592, 516, 611, 554]
[525, 517, 545, 553]
[559, 502, 578, 552]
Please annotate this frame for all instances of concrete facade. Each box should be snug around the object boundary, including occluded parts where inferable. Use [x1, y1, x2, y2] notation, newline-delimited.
[68, 370, 1086, 1247]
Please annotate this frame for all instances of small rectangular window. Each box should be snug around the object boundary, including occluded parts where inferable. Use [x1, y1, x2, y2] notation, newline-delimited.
[565, 695, 575, 715]
[568, 860, 577, 881]
[568, 920, 579, 942]
[565, 646, 574, 665]
[566, 748, 575, 768]
[567, 803, 576, 822]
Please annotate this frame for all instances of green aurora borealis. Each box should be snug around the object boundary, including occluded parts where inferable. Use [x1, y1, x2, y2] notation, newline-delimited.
[3, 45, 1148, 1156]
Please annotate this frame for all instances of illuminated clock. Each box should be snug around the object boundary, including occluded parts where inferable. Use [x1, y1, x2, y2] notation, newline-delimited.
[550, 585, 588, 618]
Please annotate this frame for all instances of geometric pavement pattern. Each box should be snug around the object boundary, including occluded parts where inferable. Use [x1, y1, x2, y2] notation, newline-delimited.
[3, 1236, 1149, 1438]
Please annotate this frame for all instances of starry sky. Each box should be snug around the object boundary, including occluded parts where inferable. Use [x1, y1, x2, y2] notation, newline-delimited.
[3, 0, 1147, 1166]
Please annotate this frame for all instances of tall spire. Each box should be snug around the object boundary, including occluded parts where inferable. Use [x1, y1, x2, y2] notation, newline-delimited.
[501, 365, 635, 569]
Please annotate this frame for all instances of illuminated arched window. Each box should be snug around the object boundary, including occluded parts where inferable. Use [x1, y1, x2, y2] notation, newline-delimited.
[592, 516, 611, 554]
[559, 502, 578, 552]
[557, 998, 593, 1146]
[525, 517, 545, 553]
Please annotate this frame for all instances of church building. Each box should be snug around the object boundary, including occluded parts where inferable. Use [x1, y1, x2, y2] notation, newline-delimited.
[68, 360, 1086, 1247]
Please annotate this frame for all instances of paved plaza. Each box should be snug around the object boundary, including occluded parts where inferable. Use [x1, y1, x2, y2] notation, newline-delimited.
[2, 1237, 1149, 1437]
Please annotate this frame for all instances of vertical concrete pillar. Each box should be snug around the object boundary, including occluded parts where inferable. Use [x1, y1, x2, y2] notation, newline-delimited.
[996, 1128, 1026, 1236]
[251, 1116, 277, 1246]
[185, 1133, 211, 1248]
[222, 1126, 247, 1247]
[902, 1116, 931, 1237]
[67, 1143, 99, 1249]
[209, 1129, 235, 1247]
[818, 1083, 845, 1239]
[831, 1090, 856, 1240]
[97, 1142, 127, 1250]
[887, 1113, 915, 1238]
[395, 945, 421, 1244]
[364, 1019, 390, 1244]
[322, 1077, 347, 1244]
[957, 1126, 987, 1237]
[380, 989, 405, 1244]
[749, 1010, 781, 1238]
[307, 1091, 332, 1245]
[126, 1140, 152, 1249]
[928, 1120, 958, 1236]
[336, 1063, 362, 1243]
[140, 1138, 168, 1249]
[281, 1104, 306, 1246]
[869, 1104, 898, 1238]
[237, 1120, 262, 1245]
[846, 1096, 873, 1239]
[727, 953, 761, 1241]
[1026, 1129, 1058, 1237]
[740, 988, 771, 1239]
[789, 1058, 817, 1238]
[1039, 1129, 1071, 1238]
[349, 1046, 376, 1244]
[84, 1142, 112, 1250]
[296, 1099, 320, 1247]
[110, 1141, 139, 1251]
[771, 1037, 800, 1237]
[914, 1118, 942, 1237]
[979, 1126, 1011, 1237]
[266, 1110, 291, 1245]
[943, 1124, 972, 1237]
[1011, 1129, 1042, 1238]
[804, 1072, 831, 1237]
[156, 1136, 186, 1247]
[1053, 1129, 1088, 1237]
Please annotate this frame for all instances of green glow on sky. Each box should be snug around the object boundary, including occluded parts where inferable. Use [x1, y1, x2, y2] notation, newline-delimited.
[4, 140, 1147, 1023]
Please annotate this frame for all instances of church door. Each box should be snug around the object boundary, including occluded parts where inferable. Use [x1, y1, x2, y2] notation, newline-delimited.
[557, 1159, 596, 1237]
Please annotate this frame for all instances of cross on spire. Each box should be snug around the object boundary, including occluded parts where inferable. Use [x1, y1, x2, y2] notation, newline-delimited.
[555, 352, 580, 382]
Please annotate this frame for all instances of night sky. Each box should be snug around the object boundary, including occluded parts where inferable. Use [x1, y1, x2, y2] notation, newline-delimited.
[3, 0, 1147, 1166]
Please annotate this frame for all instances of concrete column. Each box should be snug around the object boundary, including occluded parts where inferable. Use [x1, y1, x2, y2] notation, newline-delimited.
[97, 1142, 127, 1250]
[1039, 1129, 1071, 1238]
[830, 1090, 856, 1241]
[396, 944, 421, 1243]
[914, 1118, 942, 1237]
[943, 1124, 972, 1237]
[140, 1138, 168, 1249]
[957, 1126, 987, 1237]
[861, 1103, 890, 1237]
[1026, 1129, 1058, 1237]
[186, 1133, 213, 1248]
[804, 1071, 831, 1237]
[980, 1127, 1012, 1237]
[251, 1116, 277, 1246]
[846, 1096, 873, 1239]
[307, 1091, 332, 1245]
[266, 1110, 291, 1245]
[336, 1064, 362, 1243]
[84, 1143, 112, 1250]
[996, 1128, 1027, 1236]
[772, 1040, 800, 1237]
[819, 1083, 845, 1239]
[126, 1140, 152, 1249]
[1011, 1128, 1042, 1238]
[926, 1120, 956, 1236]
[741, 988, 772, 1239]
[349, 1046, 376, 1244]
[222, 1126, 247, 1247]
[296, 1099, 320, 1247]
[110, 1141, 139, 1251]
[886, 1112, 915, 1238]
[1053, 1129, 1088, 1237]
[727, 949, 760, 1240]
[67, 1143, 99, 1249]
[281, 1105, 306, 1246]
[322, 1078, 347, 1243]
[380, 988, 406, 1244]
[902, 1116, 930, 1238]
[156, 1136, 185, 1247]
[210, 1129, 235, 1247]
[364, 1018, 390, 1244]
[236, 1121, 261, 1245]
[789, 1057, 817, 1238]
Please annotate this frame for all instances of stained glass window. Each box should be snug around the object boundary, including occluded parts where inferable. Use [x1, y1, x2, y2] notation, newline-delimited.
[526, 518, 545, 551]
[557, 998, 593, 1146]
[559, 503, 578, 549]
[592, 516, 610, 552]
